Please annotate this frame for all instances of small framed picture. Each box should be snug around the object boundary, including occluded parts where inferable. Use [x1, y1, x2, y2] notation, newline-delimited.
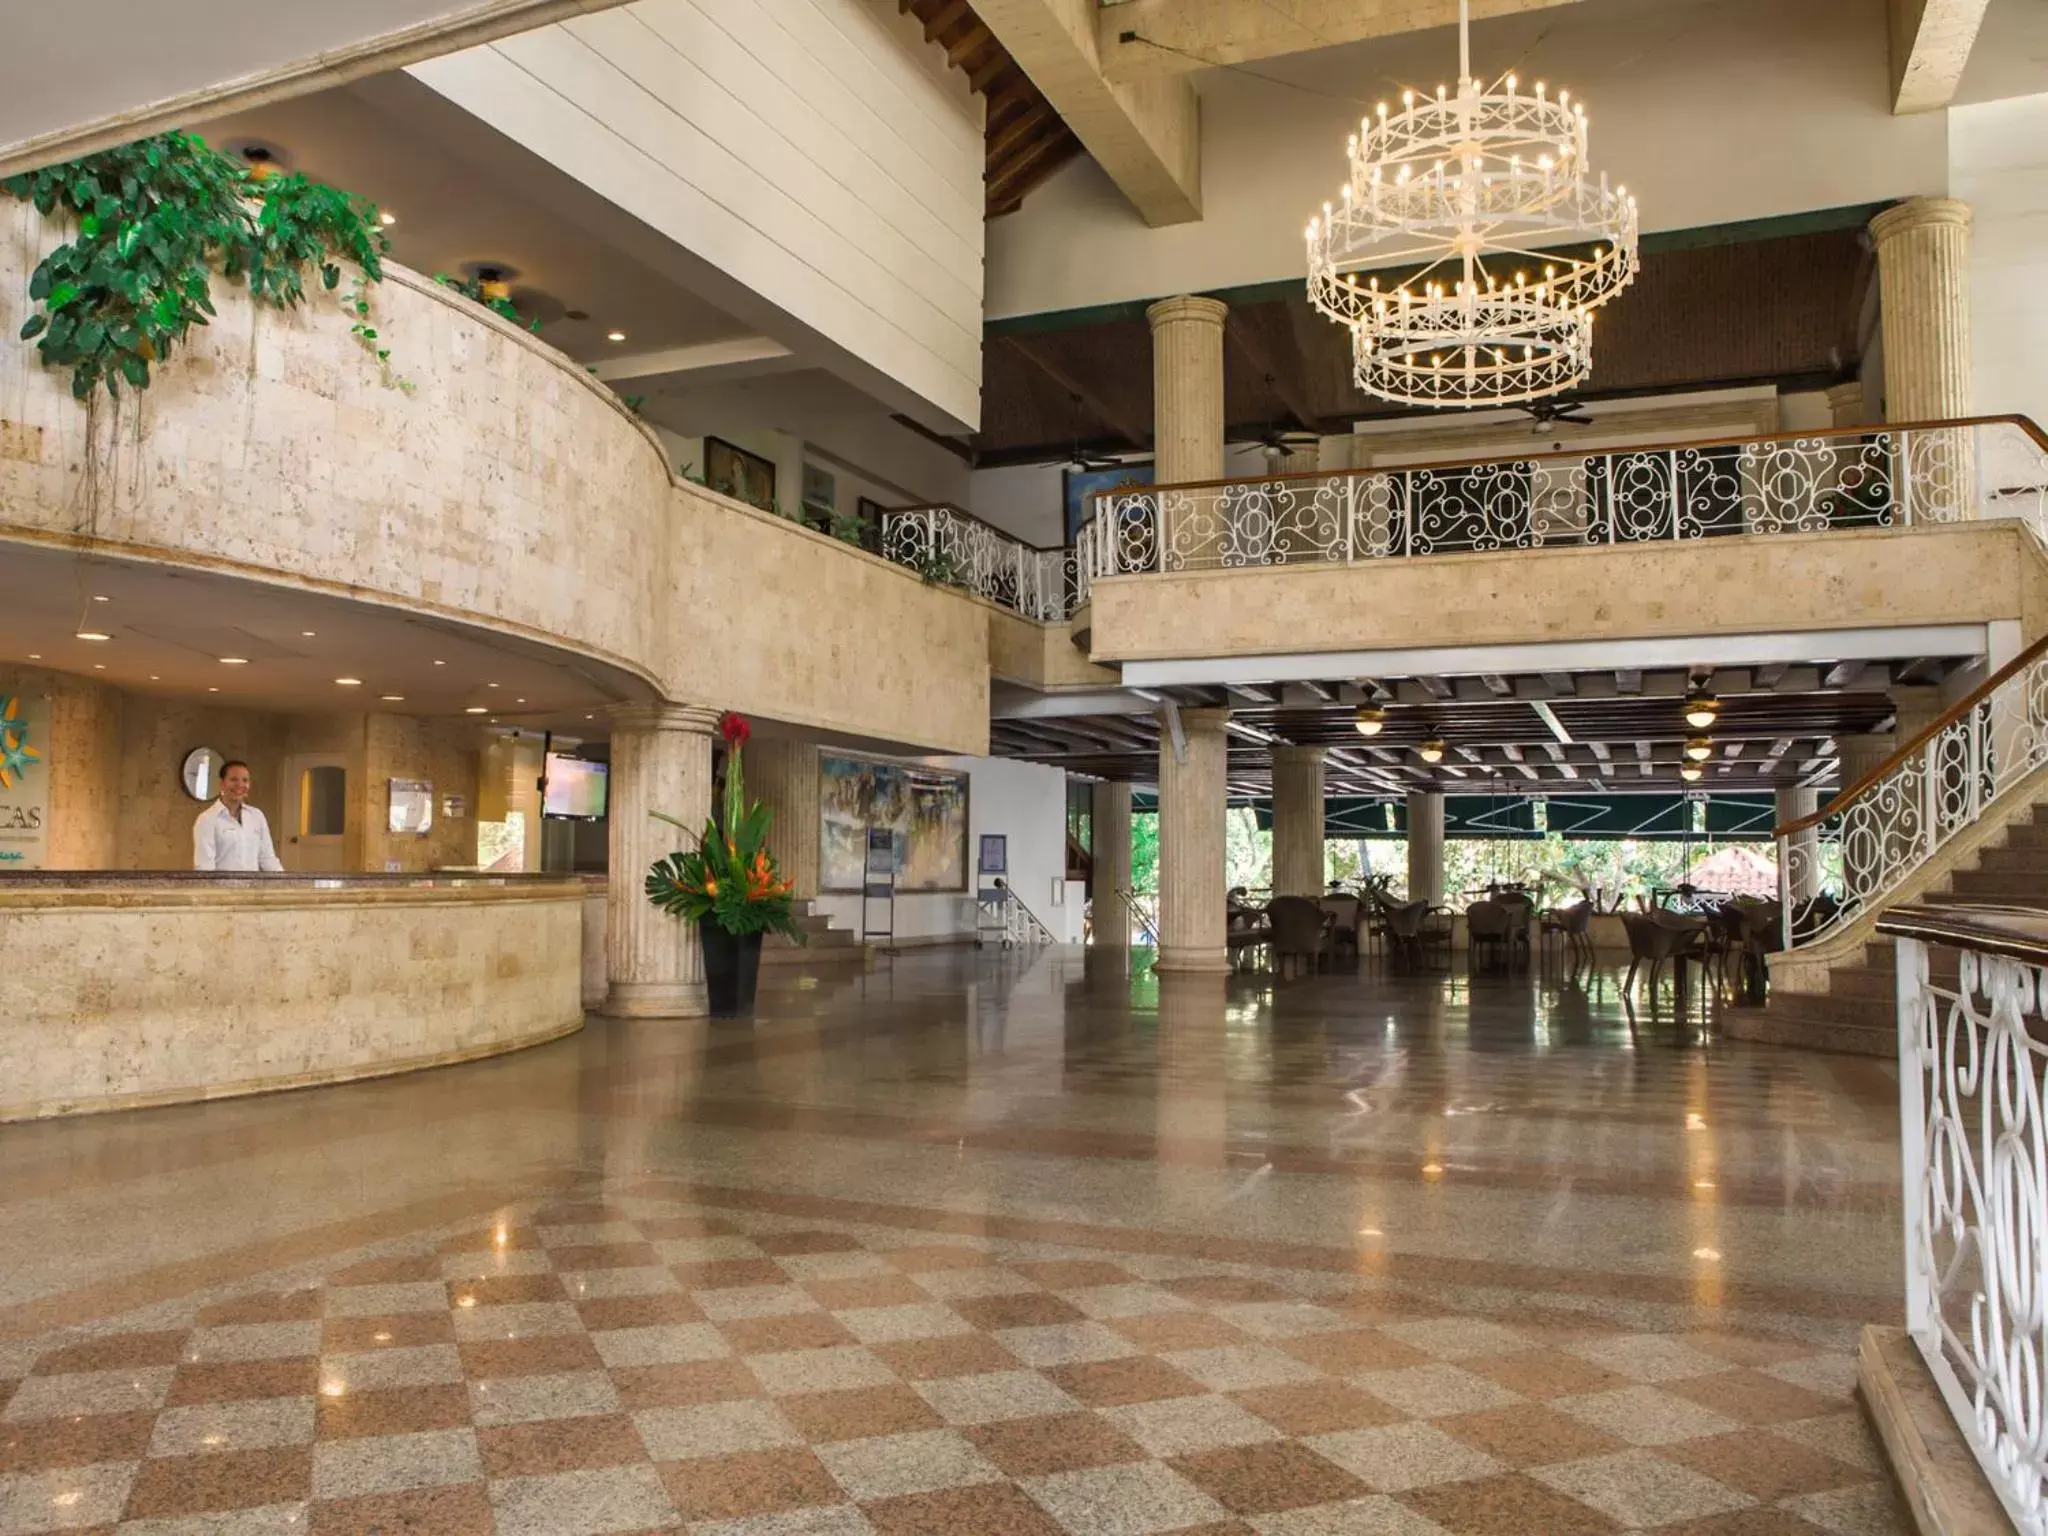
[978, 834, 1007, 875]
[706, 437, 778, 513]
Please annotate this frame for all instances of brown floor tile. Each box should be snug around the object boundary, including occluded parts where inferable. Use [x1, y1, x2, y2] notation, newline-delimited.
[322, 1313, 455, 1353]
[0, 1409, 155, 1473]
[611, 1359, 764, 1411]
[549, 1242, 663, 1271]
[1682, 1333, 1826, 1369]
[1109, 1312, 1249, 1352]
[755, 1230, 865, 1255]
[1047, 1355, 1207, 1407]
[1330, 1292, 1454, 1323]
[951, 1292, 1086, 1331]
[1464, 1349, 1633, 1399]
[458, 1334, 601, 1378]
[885, 1245, 994, 1273]
[718, 1312, 855, 1355]
[327, 1254, 445, 1285]
[1164, 1524, 1257, 1535]
[531, 1202, 631, 1223]
[1009, 1260, 1136, 1289]
[1170, 1440, 1371, 1515]
[1660, 1512, 1835, 1535]
[657, 1446, 841, 1520]
[674, 1258, 790, 1290]
[309, 1481, 496, 1534]
[447, 1273, 566, 1309]
[1440, 1403, 1627, 1466]
[871, 1334, 1023, 1381]
[122, 1445, 313, 1519]
[779, 1384, 944, 1443]
[577, 1293, 706, 1332]
[805, 1274, 930, 1310]
[316, 1383, 472, 1440]
[1400, 1472, 1624, 1534]
[863, 1481, 1068, 1535]
[1162, 1275, 1298, 1305]
[32, 1329, 190, 1375]
[1660, 1429, 1873, 1501]
[965, 1410, 1149, 1477]
[437, 1226, 544, 1255]
[477, 1411, 648, 1477]
[636, 1215, 744, 1240]
[167, 1358, 320, 1405]
[1229, 1380, 1405, 1435]
[197, 1290, 325, 1326]
[1668, 1369, 1840, 1424]
[1280, 1328, 1433, 1372]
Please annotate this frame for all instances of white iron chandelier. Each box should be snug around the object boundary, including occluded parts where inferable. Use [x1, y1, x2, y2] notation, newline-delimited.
[1305, 0, 1639, 408]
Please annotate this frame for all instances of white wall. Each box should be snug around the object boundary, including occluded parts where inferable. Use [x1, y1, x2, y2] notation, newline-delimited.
[410, 0, 985, 431]
[1951, 93, 2048, 428]
[969, 463, 1067, 546]
[986, 0, 1945, 318]
[816, 753, 1080, 944]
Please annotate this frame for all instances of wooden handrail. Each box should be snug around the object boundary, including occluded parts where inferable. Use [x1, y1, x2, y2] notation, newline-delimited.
[1775, 629, 2048, 838]
[879, 500, 1065, 555]
[1876, 901, 2048, 968]
[1079, 412, 2048, 524]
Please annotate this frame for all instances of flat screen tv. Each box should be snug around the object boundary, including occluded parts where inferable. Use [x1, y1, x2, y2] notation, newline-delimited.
[543, 754, 608, 820]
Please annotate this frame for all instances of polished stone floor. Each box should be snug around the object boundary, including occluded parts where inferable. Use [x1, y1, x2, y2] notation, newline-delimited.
[0, 949, 1908, 1534]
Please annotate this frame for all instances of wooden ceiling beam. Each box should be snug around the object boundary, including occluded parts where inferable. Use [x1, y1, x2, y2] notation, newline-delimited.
[924, 0, 972, 43]
[1226, 314, 1322, 435]
[988, 125, 1076, 204]
[1000, 335, 1150, 449]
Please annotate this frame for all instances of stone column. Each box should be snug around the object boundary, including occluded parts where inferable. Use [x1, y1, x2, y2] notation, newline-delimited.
[743, 737, 819, 902]
[603, 702, 718, 1017]
[1155, 707, 1232, 974]
[1870, 198, 1972, 423]
[1270, 746, 1327, 897]
[1089, 781, 1133, 947]
[1148, 295, 1228, 569]
[1775, 784, 1821, 904]
[1406, 791, 1445, 907]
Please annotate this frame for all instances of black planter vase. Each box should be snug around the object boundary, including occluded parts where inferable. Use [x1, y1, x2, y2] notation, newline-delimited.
[699, 919, 764, 1018]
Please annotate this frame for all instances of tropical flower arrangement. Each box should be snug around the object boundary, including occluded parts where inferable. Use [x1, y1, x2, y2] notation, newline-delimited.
[645, 711, 804, 940]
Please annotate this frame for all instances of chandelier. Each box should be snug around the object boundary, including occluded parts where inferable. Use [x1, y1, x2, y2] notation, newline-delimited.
[1305, 0, 1639, 408]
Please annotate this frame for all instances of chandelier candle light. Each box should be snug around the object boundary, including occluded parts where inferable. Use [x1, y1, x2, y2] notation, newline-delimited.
[1305, 0, 1639, 407]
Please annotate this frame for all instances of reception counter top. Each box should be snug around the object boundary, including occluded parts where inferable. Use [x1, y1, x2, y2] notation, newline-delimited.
[0, 872, 589, 1121]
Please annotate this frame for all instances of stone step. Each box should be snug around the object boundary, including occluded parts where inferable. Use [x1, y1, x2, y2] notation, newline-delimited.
[1721, 1003, 1895, 1057]
[1920, 886, 2048, 907]
[1968, 845, 2048, 873]
[1995, 819, 2048, 849]
[1943, 871, 2048, 899]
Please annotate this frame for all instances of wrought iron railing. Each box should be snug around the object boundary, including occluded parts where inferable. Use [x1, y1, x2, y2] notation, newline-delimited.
[879, 504, 1072, 622]
[1777, 632, 2048, 950]
[1876, 903, 2048, 1534]
[1077, 416, 2048, 580]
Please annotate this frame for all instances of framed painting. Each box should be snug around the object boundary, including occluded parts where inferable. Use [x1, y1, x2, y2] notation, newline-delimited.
[706, 437, 777, 513]
[820, 752, 969, 893]
[1063, 461, 1152, 544]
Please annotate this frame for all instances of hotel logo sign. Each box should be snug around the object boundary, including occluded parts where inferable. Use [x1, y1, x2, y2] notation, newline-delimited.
[0, 692, 49, 869]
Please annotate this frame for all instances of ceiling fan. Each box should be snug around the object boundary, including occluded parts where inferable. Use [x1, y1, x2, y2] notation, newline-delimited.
[1062, 392, 1126, 472]
[1518, 398, 1596, 432]
[1232, 423, 1321, 473]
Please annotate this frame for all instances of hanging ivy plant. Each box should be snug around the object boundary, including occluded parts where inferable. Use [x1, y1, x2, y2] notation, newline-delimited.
[2, 131, 395, 400]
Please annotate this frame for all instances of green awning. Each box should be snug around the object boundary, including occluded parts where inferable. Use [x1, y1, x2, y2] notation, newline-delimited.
[1131, 793, 1777, 841]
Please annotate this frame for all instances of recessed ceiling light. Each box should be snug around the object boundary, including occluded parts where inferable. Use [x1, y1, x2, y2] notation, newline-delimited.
[379, 212, 396, 226]
[433, 659, 445, 666]
[149, 674, 159, 680]
[91, 594, 109, 603]
[606, 330, 626, 342]
[26, 653, 39, 660]
[334, 677, 362, 686]
[487, 682, 499, 688]
[219, 657, 248, 665]
[301, 630, 316, 638]
[516, 698, 526, 704]
[380, 694, 404, 702]
[92, 663, 105, 670]
[76, 631, 111, 642]
[208, 686, 219, 692]
[584, 714, 594, 721]
[465, 706, 488, 714]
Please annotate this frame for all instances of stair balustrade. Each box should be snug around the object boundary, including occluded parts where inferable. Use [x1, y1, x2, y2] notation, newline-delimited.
[1117, 887, 1160, 946]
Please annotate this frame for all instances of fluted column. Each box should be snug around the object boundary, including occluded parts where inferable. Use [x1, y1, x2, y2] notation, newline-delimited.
[1155, 707, 1232, 974]
[604, 701, 718, 1017]
[743, 737, 819, 902]
[1090, 781, 1133, 947]
[1406, 791, 1445, 907]
[1775, 785, 1821, 904]
[1147, 296, 1228, 485]
[1870, 198, 1973, 423]
[1270, 746, 1326, 897]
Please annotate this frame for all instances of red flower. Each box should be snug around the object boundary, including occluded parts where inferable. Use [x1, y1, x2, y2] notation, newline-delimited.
[719, 711, 751, 748]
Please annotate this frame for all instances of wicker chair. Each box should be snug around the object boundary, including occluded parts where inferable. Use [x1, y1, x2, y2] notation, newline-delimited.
[1466, 900, 1513, 971]
[1268, 896, 1332, 979]
[1320, 894, 1363, 963]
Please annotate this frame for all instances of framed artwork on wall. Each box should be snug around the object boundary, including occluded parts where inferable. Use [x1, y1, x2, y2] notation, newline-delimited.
[819, 753, 969, 893]
[706, 437, 777, 513]
[1063, 461, 1153, 544]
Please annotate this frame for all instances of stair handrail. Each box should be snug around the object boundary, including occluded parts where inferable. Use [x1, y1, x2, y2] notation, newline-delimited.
[1002, 886, 1058, 946]
[1117, 886, 1160, 946]
[1775, 629, 2048, 950]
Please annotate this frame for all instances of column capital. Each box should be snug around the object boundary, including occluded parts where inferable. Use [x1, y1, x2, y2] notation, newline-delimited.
[1869, 196, 1972, 246]
[608, 701, 721, 736]
[1169, 706, 1233, 736]
[1146, 294, 1228, 333]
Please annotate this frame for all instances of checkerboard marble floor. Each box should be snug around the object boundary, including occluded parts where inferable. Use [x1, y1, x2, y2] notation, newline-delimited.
[0, 952, 1909, 1533]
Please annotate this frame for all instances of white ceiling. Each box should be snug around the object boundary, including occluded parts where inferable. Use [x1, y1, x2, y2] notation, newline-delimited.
[0, 542, 652, 730]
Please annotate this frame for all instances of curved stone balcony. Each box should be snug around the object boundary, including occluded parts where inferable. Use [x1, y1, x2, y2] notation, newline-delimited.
[0, 203, 990, 752]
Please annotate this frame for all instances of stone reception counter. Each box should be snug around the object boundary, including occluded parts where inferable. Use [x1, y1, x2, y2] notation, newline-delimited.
[0, 873, 587, 1121]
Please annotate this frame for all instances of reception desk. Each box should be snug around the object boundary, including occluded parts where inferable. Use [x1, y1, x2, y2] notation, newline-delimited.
[0, 873, 588, 1122]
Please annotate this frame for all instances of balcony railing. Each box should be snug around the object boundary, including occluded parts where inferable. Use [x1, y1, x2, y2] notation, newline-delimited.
[1777, 630, 2048, 951]
[1077, 416, 2048, 582]
[879, 504, 1072, 623]
[1875, 902, 2048, 1534]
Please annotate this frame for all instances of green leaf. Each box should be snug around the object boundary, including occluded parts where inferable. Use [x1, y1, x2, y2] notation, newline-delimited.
[120, 354, 149, 389]
[18, 314, 45, 340]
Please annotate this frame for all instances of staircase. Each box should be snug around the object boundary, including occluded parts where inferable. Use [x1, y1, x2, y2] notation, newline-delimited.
[761, 902, 868, 969]
[1725, 805, 2048, 1054]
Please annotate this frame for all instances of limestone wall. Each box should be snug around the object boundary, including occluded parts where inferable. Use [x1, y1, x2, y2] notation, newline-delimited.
[0, 202, 989, 756]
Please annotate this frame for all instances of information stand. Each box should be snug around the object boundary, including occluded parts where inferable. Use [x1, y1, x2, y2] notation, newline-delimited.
[860, 827, 895, 945]
[974, 835, 1010, 948]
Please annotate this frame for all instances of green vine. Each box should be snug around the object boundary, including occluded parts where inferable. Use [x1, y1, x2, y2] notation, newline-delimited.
[3, 132, 394, 400]
[433, 272, 539, 331]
